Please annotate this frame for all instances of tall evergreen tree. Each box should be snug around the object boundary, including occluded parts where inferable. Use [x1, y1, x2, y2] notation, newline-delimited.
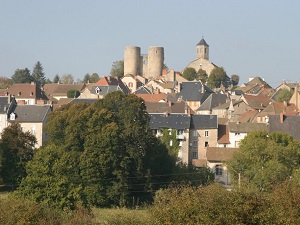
[53, 74, 60, 83]
[32, 61, 46, 87]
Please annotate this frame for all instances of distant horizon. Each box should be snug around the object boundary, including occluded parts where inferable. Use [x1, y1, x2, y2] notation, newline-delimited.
[1, 1, 299, 87]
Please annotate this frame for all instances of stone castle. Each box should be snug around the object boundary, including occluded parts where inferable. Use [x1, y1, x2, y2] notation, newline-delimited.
[124, 46, 164, 80]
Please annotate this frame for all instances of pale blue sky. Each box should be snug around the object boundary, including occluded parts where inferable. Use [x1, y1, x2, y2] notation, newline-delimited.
[1, 0, 299, 86]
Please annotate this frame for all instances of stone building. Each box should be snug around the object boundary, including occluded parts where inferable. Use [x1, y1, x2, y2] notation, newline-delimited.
[124, 46, 164, 80]
[183, 38, 217, 76]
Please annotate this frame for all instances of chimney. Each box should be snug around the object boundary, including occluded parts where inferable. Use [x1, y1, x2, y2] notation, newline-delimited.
[168, 100, 172, 107]
[7, 94, 11, 104]
[187, 107, 191, 116]
[37, 99, 45, 105]
[283, 101, 288, 106]
[155, 88, 160, 94]
[201, 83, 205, 93]
[165, 111, 168, 117]
[280, 112, 285, 123]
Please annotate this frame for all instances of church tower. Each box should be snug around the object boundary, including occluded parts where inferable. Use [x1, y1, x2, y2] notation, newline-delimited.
[196, 37, 209, 60]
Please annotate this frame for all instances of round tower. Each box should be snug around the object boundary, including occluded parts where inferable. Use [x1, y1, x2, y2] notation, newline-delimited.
[196, 38, 209, 60]
[147, 46, 164, 79]
[124, 46, 141, 76]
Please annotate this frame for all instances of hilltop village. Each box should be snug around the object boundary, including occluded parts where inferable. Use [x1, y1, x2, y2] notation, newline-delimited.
[1, 38, 299, 186]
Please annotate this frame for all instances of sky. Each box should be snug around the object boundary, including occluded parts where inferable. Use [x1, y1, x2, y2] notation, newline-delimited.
[1, 0, 299, 87]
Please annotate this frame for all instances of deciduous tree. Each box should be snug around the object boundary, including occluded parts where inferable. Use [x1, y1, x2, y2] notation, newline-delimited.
[207, 67, 227, 88]
[11, 68, 33, 84]
[110, 60, 124, 78]
[182, 67, 198, 81]
[60, 74, 74, 84]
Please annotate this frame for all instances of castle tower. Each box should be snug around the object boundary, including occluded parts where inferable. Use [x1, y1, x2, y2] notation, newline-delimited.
[196, 38, 209, 60]
[147, 46, 164, 79]
[124, 46, 141, 76]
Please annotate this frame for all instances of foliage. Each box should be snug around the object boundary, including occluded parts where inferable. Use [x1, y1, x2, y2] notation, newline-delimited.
[182, 67, 198, 81]
[17, 92, 174, 208]
[111, 60, 124, 78]
[227, 131, 300, 191]
[197, 69, 208, 83]
[0, 76, 12, 89]
[276, 88, 293, 102]
[53, 74, 60, 83]
[14, 143, 87, 210]
[90, 73, 100, 83]
[67, 90, 80, 98]
[60, 74, 74, 84]
[0, 198, 96, 225]
[32, 61, 46, 87]
[11, 68, 33, 84]
[231, 74, 240, 86]
[0, 123, 36, 185]
[83, 73, 91, 83]
[207, 67, 227, 88]
[159, 129, 180, 159]
[151, 182, 300, 225]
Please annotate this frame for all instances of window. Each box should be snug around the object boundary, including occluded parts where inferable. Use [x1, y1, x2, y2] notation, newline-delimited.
[10, 113, 15, 120]
[31, 126, 36, 135]
[192, 152, 198, 159]
[179, 141, 182, 147]
[205, 141, 209, 147]
[235, 132, 240, 136]
[128, 82, 133, 88]
[169, 140, 173, 146]
[177, 129, 184, 135]
[95, 87, 100, 94]
[205, 131, 209, 137]
[193, 130, 198, 137]
[215, 165, 223, 176]
[235, 141, 240, 147]
[193, 141, 198, 147]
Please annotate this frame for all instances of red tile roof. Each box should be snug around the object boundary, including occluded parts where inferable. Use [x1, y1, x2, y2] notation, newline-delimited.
[136, 93, 168, 103]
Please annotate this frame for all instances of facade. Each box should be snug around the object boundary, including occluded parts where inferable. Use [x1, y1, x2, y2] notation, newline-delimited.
[124, 46, 164, 79]
[8, 103, 52, 148]
[0, 96, 16, 136]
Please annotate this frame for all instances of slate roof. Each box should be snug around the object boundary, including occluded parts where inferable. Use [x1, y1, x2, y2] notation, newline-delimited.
[133, 86, 152, 94]
[207, 147, 239, 162]
[178, 82, 213, 102]
[229, 122, 269, 133]
[0, 96, 10, 113]
[197, 93, 227, 111]
[212, 99, 243, 110]
[9, 105, 51, 122]
[269, 114, 300, 140]
[197, 38, 209, 46]
[256, 102, 298, 118]
[190, 114, 218, 129]
[242, 94, 272, 110]
[149, 113, 190, 129]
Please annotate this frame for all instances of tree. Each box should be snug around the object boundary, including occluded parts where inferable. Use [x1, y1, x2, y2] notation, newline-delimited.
[32, 61, 46, 87]
[67, 90, 80, 98]
[182, 67, 198, 81]
[197, 69, 208, 83]
[17, 92, 174, 208]
[110, 60, 124, 78]
[207, 67, 227, 89]
[60, 74, 74, 84]
[0, 123, 36, 185]
[277, 88, 293, 103]
[82, 73, 91, 83]
[11, 68, 33, 84]
[0, 76, 12, 89]
[231, 74, 240, 86]
[227, 131, 300, 191]
[53, 74, 60, 83]
[90, 73, 100, 83]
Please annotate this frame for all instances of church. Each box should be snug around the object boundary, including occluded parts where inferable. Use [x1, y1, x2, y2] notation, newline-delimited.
[183, 38, 217, 76]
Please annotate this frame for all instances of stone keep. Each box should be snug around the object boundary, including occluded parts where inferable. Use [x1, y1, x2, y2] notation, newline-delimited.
[124, 46, 164, 79]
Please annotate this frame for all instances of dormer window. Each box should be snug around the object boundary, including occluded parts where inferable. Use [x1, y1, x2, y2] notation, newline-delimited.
[30, 92, 33, 96]
[95, 87, 100, 94]
[18, 92, 21, 96]
[10, 112, 15, 120]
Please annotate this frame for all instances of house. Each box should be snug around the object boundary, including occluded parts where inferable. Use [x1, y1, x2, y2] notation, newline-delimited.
[177, 81, 214, 112]
[136, 93, 168, 103]
[78, 83, 95, 99]
[196, 93, 228, 115]
[6, 83, 45, 105]
[240, 94, 272, 111]
[43, 83, 86, 101]
[272, 82, 298, 102]
[269, 114, 300, 140]
[162, 69, 188, 92]
[0, 95, 16, 136]
[145, 101, 186, 114]
[206, 147, 239, 185]
[90, 76, 129, 98]
[149, 113, 218, 166]
[145, 80, 175, 94]
[228, 122, 269, 148]
[121, 74, 145, 93]
[8, 102, 52, 147]
[255, 101, 298, 123]
[235, 77, 273, 96]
